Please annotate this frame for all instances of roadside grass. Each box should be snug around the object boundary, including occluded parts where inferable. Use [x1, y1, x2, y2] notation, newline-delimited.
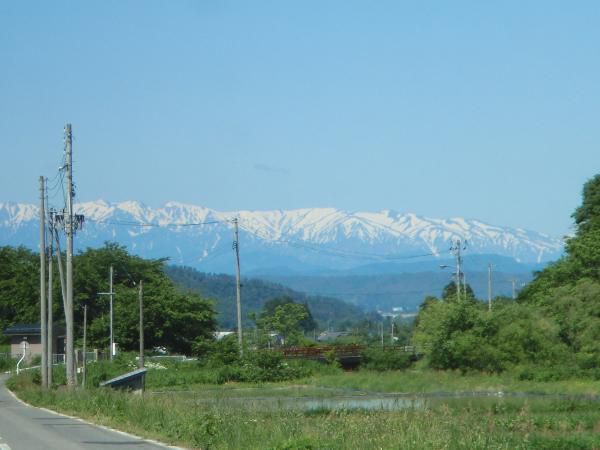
[10, 372, 600, 450]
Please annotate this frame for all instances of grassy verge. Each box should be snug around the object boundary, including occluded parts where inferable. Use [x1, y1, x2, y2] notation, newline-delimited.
[9, 369, 600, 449]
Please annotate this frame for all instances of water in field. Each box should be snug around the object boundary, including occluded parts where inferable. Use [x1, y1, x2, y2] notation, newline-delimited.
[298, 395, 426, 411]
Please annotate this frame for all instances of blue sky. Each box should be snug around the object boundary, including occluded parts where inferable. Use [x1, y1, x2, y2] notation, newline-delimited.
[1, 1, 599, 237]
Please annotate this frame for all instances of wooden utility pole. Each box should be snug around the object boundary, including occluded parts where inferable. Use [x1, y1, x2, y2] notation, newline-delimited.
[64, 123, 75, 387]
[47, 212, 54, 387]
[139, 280, 144, 368]
[39, 176, 48, 388]
[233, 218, 243, 354]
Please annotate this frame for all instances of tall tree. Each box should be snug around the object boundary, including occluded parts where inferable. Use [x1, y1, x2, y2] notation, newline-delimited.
[573, 174, 600, 235]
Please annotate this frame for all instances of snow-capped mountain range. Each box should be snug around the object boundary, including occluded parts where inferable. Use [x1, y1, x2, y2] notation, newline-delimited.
[0, 200, 563, 274]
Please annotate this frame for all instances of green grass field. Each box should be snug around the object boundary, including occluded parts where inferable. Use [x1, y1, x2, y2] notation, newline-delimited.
[9, 362, 600, 449]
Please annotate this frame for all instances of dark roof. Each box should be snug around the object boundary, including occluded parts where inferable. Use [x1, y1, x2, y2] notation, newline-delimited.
[100, 368, 148, 387]
[3, 324, 40, 335]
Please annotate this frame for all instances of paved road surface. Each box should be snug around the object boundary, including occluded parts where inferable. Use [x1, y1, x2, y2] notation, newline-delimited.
[0, 375, 177, 450]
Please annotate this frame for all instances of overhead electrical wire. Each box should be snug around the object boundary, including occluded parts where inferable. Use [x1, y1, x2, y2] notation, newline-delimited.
[85, 218, 234, 228]
[79, 213, 448, 263]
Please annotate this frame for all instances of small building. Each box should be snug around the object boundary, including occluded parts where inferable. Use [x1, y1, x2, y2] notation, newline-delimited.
[3, 323, 64, 361]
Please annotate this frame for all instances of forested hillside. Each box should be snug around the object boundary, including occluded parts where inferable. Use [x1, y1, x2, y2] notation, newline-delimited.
[165, 266, 366, 329]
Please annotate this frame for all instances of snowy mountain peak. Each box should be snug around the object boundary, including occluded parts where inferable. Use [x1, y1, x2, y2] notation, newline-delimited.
[0, 200, 563, 271]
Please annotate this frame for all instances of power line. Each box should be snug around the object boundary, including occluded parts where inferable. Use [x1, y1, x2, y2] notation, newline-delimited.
[85, 218, 233, 228]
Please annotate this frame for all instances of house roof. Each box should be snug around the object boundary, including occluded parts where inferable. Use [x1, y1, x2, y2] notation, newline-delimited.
[100, 368, 148, 388]
[3, 324, 40, 335]
[3, 323, 66, 336]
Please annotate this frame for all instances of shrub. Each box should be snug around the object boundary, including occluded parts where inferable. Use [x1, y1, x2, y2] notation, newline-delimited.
[360, 348, 414, 371]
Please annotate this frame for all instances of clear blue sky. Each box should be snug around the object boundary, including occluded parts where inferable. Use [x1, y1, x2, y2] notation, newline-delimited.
[1, 1, 599, 236]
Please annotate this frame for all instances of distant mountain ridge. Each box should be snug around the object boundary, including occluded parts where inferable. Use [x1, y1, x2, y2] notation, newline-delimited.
[0, 200, 563, 274]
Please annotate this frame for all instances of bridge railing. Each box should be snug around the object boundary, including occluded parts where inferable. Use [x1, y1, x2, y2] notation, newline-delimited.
[275, 344, 419, 359]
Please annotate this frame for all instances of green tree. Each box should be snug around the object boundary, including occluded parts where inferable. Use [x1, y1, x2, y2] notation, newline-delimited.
[573, 174, 600, 235]
[257, 301, 309, 345]
[442, 281, 476, 302]
[73, 243, 216, 355]
[0, 246, 40, 343]
[0, 243, 217, 354]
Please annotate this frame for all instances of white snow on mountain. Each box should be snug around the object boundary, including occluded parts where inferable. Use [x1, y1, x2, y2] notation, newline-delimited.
[0, 200, 563, 270]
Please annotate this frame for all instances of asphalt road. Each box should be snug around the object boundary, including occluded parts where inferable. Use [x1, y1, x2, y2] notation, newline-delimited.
[0, 375, 178, 450]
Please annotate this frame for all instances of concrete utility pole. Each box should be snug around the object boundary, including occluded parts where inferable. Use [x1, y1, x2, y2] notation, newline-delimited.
[233, 218, 243, 354]
[138, 280, 144, 368]
[82, 304, 87, 388]
[64, 123, 75, 387]
[450, 239, 466, 302]
[487, 263, 492, 312]
[47, 212, 54, 387]
[39, 176, 48, 389]
[109, 266, 114, 360]
[97, 266, 116, 359]
[512, 279, 517, 300]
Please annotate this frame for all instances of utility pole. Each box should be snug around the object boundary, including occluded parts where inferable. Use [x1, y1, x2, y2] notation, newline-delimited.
[47, 211, 54, 387]
[109, 266, 114, 360]
[138, 280, 144, 368]
[512, 279, 517, 300]
[233, 218, 243, 354]
[450, 239, 466, 302]
[487, 263, 492, 312]
[54, 231, 67, 312]
[82, 304, 87, 388]
[97, 266, 116, 360]
[390, 319, 394, 345]
[39, 176, 48, 389]
[64, 123, 75, 387]
[380, 322, 384, 347]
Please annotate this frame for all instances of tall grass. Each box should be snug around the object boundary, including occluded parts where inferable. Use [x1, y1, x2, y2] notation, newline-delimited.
[10, 371, 600, 450]
[305, 369, 600, 396]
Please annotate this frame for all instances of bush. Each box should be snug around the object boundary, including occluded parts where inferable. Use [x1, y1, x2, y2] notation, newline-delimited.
[213, 351, 313, 383]
[360, 348, 414, 371]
